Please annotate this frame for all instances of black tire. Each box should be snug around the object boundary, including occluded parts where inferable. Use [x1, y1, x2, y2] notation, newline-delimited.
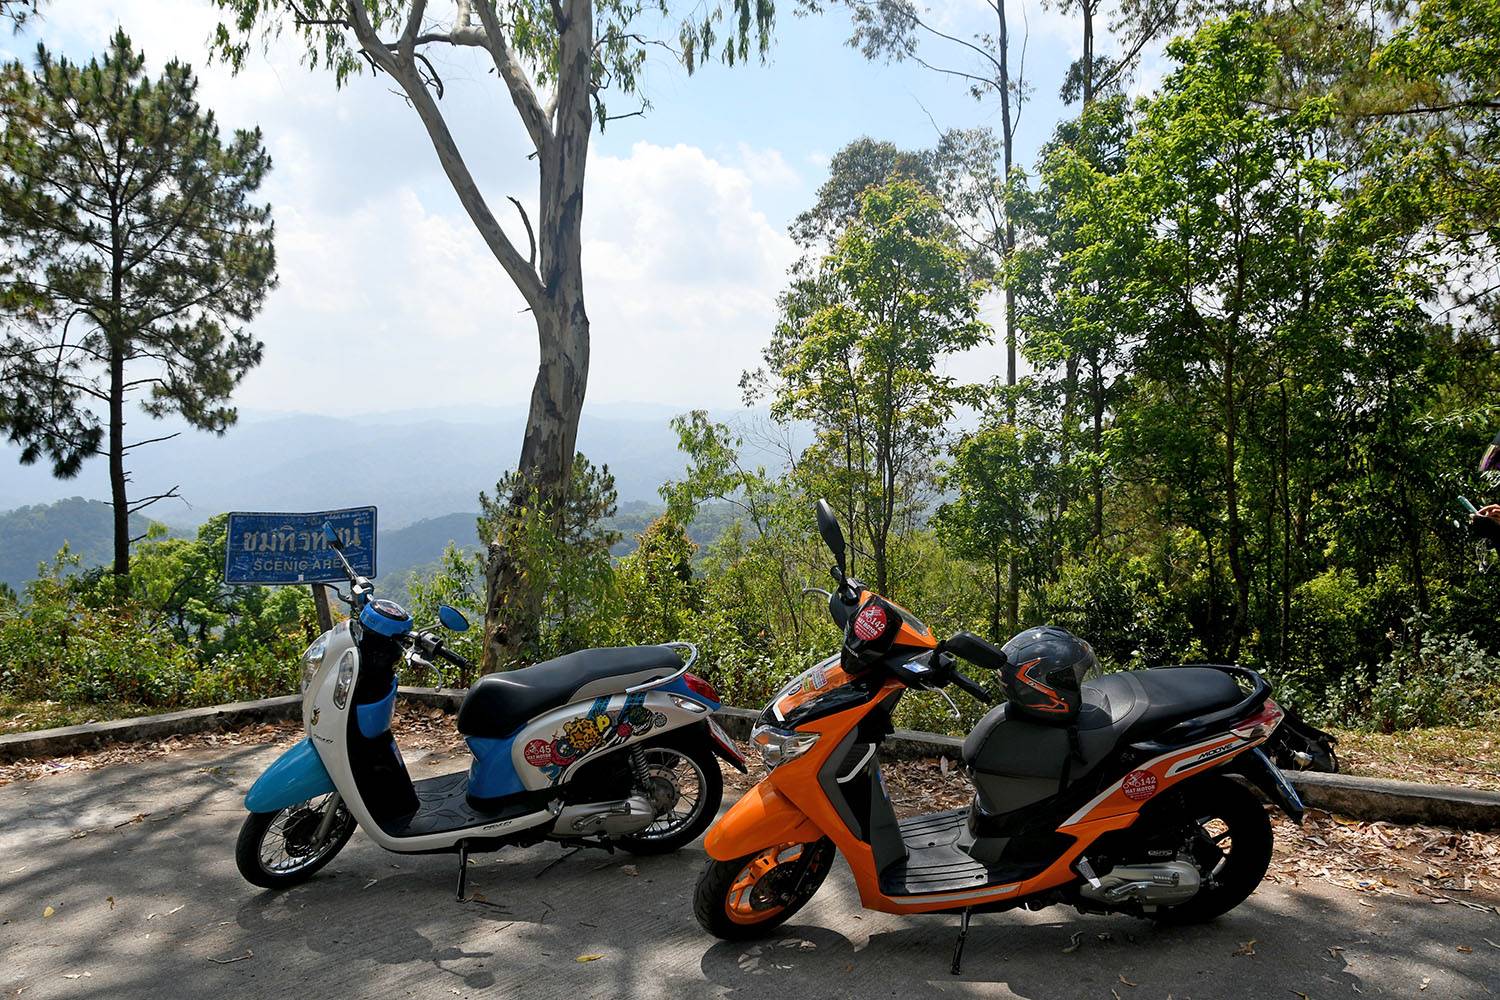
[1149, 774, 1273, 925]
[616, 737, 723, 855]
[694, 839, 835, 941]
[235, 794, 356, 890]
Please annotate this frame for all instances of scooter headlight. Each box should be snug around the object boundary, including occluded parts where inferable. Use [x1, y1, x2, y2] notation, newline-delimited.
[332, 648, 357, 709]
[300, 632, 331, 693]
[752, 724, 820, 769]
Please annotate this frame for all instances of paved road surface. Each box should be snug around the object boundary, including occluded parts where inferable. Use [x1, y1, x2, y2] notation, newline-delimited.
[1, 743, 1496, 999]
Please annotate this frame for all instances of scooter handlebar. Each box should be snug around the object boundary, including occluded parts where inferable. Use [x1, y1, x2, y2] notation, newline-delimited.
[950, 669, 994, 705]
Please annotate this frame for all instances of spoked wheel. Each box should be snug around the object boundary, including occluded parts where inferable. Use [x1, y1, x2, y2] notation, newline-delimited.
[236, 793, 356, 890]
[694, 839, 836, 940]
[616, 740, 723, 855]
[1148, 774, 1273, 925]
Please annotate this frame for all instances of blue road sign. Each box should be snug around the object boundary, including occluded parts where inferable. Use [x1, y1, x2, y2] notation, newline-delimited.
[224, 507, 377, 585]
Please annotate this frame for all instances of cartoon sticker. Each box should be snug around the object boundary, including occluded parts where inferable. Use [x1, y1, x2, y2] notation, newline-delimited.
[1121, 770, 1158, 802]
[523, 692, 665, 781]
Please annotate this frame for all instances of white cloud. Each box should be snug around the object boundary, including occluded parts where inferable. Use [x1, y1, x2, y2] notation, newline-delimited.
[583, 142, 800, 406]
[11, 4, 802, 413]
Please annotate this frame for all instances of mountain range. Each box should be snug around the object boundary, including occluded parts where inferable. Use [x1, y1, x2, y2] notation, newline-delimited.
[0, 404, 797, 593]
[0, 402, 797, 530]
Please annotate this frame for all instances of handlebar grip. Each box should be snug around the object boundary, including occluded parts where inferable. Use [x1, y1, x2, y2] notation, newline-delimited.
[951, 671, 994, 705]
[435, 646, 471, 669]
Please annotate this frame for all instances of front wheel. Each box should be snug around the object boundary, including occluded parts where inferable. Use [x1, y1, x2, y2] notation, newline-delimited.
[615, 739, 723, 855]
[694, 839, 836, 940]
[235, 792, 356, 890]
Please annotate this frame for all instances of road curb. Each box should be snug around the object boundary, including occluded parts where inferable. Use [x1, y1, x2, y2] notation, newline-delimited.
[4, 690, 1498, 831]
[0, 695, 302, 761]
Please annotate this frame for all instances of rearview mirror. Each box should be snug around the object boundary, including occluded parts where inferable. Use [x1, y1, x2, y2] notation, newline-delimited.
[437, 604, 470, 632]
[815, 499, 847, 579]
[321, 520, 342, 550]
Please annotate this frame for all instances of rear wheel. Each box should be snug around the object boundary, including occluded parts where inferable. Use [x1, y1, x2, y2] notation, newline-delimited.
[694, 839, 836, 940]
[615, 739, 723, 855]
[1148, 774, 1273, 925]
[235, 793, 356, 890]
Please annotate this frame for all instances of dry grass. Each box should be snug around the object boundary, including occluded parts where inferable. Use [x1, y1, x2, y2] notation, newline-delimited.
[0, 698, 158, 737]
[1332, 726, 1500, 792]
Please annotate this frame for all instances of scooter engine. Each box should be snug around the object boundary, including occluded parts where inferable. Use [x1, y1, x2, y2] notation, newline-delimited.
[550, 795, 657, 837]
[1077, 861, 1201, 907]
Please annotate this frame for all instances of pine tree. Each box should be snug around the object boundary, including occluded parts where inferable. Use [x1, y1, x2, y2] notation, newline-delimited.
[0, 31, 276, 583]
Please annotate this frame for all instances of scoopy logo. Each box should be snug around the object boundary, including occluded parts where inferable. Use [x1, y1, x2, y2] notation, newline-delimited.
[852, 602, 889, 641]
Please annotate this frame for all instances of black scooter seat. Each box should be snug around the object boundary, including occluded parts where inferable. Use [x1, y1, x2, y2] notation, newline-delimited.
[457, 645, 685, 739]
[1088, 666, 1245, 743]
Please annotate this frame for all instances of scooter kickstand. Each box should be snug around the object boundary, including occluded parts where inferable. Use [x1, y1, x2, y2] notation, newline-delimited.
[456, 841, 470, 902]
[950, 907, 972, 976]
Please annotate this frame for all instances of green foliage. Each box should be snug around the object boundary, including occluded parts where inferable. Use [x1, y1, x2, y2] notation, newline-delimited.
[210, 0, 772, 121]
[0, 535, 316, 710]
[750, 178, 990, 595]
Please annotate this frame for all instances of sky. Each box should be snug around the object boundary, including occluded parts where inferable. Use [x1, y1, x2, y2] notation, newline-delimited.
[3, 0, 1169, 418]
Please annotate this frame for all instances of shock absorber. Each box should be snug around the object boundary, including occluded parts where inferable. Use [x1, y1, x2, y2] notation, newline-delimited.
[628, 748, 652, 790]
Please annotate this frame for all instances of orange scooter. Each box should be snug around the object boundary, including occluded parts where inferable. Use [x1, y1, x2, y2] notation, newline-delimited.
[694, 500, 1304, 973]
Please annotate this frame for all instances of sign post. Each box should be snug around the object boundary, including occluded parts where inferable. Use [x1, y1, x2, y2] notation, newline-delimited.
[224, 507, 378, 633]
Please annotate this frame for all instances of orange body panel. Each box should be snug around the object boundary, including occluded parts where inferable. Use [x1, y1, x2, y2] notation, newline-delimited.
[704, 779, 825, 860]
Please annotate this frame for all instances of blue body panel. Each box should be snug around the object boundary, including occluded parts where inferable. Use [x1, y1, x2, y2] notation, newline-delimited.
[245, 738, 335, 813]
[356, 680, 398, 738]
[466, 735, 524, 799]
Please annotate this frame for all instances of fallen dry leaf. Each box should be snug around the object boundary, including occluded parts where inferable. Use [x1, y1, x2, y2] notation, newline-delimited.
[106, 896, 114, 910]
[575, 954, 604, 963]
[1233, 940, 1257, 957]
[1118, 973, 1137, 987]
[1457, 945, 1472, 954]
[42, 906, 53, 919]
[620, 865, 639, 877]
[207, 950, 253, 965]
[1062, 932, 1084, 954]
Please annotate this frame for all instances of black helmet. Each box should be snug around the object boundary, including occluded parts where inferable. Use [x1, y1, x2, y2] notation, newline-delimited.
[1482, 429, 1500, 475]
[999, 626, 1097, 724]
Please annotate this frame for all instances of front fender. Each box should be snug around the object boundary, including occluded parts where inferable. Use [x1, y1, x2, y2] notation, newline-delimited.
[245, 738, 336, 813]
[703, 779, 824, 861]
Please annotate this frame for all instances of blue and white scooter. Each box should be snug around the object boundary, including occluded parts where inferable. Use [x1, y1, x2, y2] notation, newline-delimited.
[236, 522, 745, 896]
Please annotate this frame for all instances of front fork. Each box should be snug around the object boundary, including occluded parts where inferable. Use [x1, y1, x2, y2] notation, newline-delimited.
[313, 791, 344, 842]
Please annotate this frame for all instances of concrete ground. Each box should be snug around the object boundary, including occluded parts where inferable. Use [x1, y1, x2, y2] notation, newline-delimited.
[1, 743, 1496, 999]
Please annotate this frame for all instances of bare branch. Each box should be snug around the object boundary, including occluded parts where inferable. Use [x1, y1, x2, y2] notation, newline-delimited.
[399, 0, 429, 55]
[343, 0, 544, 309]
[470, 0, 554, 152]
[121, 431, 181, 452]
[127, 485, 181, 514]
[507, 196, 537, 268]
[601, 106, 646, 122]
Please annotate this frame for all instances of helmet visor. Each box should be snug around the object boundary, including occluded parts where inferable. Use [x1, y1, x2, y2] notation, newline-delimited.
[1484, 430, 1500, 474]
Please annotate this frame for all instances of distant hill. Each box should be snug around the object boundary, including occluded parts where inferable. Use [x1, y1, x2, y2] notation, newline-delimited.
[0, 403, 806, 532]
[0, 496, 744, 596]
[0, 498, 156, 592]
[378, 512, 481, 576]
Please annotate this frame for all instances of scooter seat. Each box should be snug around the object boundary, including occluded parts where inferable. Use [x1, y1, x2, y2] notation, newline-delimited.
[962, 667, 1244, 817]
[456, 645, 685, 739]
[1087, 666, 1244, 742]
